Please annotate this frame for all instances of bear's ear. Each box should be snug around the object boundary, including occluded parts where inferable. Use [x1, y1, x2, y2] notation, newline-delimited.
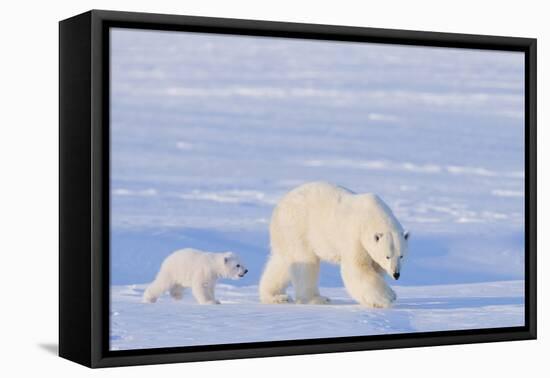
[403, 230, 410, 241]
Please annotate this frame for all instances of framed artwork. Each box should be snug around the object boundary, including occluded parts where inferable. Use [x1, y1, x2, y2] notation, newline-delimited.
[59, 10, 536, 368]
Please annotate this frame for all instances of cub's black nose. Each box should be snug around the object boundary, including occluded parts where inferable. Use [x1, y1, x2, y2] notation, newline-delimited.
[393, 272, 400, 280]
[244, 269, 248, 274]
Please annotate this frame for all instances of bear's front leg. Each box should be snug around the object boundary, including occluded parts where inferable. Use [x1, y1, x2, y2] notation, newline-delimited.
[191, 279, 220, 305]
[365, 278, 396, 308]
[341, 258, 396, 308]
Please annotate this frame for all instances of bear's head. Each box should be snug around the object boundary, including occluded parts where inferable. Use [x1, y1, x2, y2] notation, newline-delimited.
[221, 252, 248, 280]
[359, 195, 410, 280]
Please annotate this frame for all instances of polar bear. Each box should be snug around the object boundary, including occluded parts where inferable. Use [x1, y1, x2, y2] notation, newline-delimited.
[143, 249, 248, 305]
[259, 182, 409, 308]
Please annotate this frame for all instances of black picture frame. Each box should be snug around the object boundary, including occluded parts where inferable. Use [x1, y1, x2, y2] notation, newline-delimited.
[59, 9, 537, 368]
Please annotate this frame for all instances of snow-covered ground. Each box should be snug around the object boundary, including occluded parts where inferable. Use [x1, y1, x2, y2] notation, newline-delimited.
[109, 28, 525, 349]
[110, 281, 524, 350]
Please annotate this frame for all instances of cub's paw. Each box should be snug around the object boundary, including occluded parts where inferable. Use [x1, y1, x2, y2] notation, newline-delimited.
[203, 299, 221, 305]
[142, 294, 157, 304]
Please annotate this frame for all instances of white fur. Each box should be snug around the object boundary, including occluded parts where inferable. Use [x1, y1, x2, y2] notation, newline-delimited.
[143, 249, 248, 305]
[259, 182, 409, 308]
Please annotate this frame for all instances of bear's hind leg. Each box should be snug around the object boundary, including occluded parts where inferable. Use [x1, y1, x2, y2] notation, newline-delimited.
[259, 254, 293, 304]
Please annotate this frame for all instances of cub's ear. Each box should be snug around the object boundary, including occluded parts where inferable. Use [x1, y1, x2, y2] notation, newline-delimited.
[223, 252, 235, 264]
[403, 230, 410, 241]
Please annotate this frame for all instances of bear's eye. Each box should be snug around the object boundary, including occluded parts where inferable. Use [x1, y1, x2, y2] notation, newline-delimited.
[385, 256, 390, 260]
[374, 233, 383, 242]
[236, 264, 241, 268]
[400, 256, 403, 259]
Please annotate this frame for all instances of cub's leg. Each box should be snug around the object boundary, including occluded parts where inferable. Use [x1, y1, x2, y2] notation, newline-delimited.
[169, 284, 185, 300]
[191, 279, 220, 305]
[142, 273, 172, 303]
[207, 282, 221, 304]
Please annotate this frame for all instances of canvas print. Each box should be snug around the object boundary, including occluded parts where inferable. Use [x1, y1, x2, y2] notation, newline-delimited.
[109, 28, 525, 351]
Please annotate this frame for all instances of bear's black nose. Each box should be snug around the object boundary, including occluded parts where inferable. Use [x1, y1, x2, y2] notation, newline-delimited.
[393, 272, 400, 280]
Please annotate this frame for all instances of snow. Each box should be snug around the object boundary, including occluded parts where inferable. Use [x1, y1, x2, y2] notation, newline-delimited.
[110, 281, 524, 350]
[109, 28, 525, 349]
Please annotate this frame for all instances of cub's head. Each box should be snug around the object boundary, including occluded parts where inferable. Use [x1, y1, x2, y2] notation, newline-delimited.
[221, 252, 248, 280]
[362, 229, 409, 280]
[359, 194, 410, 280]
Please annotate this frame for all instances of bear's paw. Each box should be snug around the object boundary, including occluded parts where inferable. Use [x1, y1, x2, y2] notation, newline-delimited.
[268, 294, 294, 304]
[306, 295, 331, 305]
[360, 286, 396, 308]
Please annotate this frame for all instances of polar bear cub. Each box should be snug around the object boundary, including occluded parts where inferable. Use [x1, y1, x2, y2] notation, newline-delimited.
[259, 182, 409, 308]
[143, 249, 248, 305]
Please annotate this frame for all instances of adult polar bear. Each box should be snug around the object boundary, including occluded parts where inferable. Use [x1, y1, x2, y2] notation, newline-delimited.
[259, 182, 409, 308]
